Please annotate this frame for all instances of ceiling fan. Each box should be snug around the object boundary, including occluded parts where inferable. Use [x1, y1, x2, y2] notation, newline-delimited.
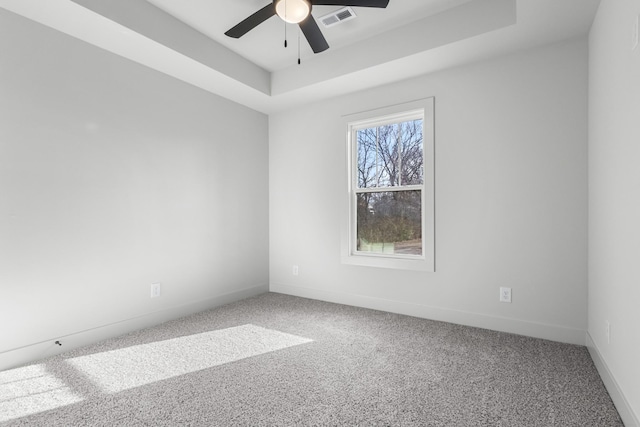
[225, 0, 390, 54]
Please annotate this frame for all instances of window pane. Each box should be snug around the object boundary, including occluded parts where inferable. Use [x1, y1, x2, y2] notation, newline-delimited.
[400, 119, 423, 185]
[357, 119, 423, 188]
[356, 191, 422, 256]
[356, 128, 378, 188]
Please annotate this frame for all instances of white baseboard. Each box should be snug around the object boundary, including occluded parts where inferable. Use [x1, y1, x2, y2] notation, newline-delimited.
[0, 284, 268, 372]
[270, 283, 586, 345]
[586, 332, 639, 427]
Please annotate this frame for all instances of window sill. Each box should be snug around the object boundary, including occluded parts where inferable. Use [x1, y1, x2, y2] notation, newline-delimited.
[341, 254, 434, 272]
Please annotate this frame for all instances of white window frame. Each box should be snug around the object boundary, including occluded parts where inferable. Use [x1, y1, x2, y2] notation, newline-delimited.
[341, 98, 435, 271]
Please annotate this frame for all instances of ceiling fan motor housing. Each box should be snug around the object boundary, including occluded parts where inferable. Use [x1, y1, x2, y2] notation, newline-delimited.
[275, 0, 312, 24]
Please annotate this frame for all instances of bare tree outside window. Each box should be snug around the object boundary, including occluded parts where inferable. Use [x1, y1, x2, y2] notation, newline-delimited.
[355, 119, 424, 255]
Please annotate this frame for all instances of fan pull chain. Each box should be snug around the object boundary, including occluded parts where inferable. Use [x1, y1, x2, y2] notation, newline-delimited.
[284, 22, 287, 48]
[284, 0, 288, 47]
[297, 27, 301, 65]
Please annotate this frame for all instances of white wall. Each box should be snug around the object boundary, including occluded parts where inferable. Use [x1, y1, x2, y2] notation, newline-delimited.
[0, 10, 269, 370]
[588, 0, 640, 424]
[270, 38, 589, 345]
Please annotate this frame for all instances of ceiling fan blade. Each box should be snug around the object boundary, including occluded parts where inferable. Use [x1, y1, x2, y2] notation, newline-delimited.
[299, 15, 330, 53]
[225, 3, 277, 38]
[312, 0, 389, 7]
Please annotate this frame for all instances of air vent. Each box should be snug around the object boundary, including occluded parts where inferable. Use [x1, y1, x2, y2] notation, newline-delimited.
[319, 7, 357, 28]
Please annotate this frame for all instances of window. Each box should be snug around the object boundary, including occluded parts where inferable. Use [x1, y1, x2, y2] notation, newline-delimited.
[342, 98, 434, 271]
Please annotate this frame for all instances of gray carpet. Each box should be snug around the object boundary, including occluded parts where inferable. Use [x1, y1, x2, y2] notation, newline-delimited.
[1, 293, 624, 426]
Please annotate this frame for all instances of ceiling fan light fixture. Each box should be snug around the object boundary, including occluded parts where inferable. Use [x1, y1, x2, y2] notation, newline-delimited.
[275, 0, 311, 24]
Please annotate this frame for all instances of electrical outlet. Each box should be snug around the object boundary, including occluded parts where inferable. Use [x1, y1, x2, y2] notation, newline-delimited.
[606, 321, 611, 344]
[499, 287, 512, 303]
[150, 283, 161, 298]
[292, 265, 299, 276]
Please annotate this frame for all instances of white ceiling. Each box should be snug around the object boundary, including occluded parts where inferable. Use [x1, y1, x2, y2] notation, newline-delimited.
[146, 0, 476, 72]
[0, 0, 601, 114]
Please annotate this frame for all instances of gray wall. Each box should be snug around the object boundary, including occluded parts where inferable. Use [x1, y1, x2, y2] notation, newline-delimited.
[269, 38, 589, 345]
[0, 10, 269, 369]
[588, 0, 640, 424]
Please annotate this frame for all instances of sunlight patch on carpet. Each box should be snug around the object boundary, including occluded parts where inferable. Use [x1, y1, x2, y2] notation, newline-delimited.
[67, 324, 312, 393]
[0, 364, 83, 423]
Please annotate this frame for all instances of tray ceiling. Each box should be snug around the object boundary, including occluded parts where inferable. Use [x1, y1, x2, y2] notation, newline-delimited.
[0, 0, 601, 113]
